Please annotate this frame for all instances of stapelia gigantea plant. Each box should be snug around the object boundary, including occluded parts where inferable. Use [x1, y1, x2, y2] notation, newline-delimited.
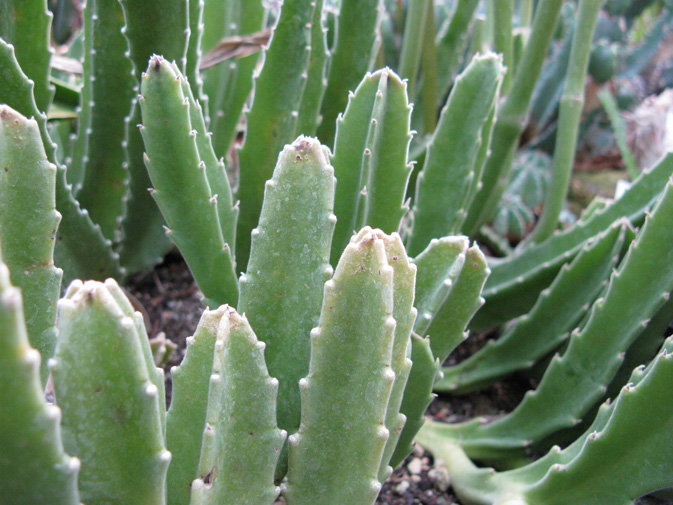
[2, 0, 673, 504]
[0, 93, 489, 504]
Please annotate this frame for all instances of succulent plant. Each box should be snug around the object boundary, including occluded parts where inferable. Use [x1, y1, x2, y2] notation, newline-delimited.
[0, 107, 487, 503]
[419, 176, 673, 505]
[2, 1, 673, 504]
[490, 150, 552, 242]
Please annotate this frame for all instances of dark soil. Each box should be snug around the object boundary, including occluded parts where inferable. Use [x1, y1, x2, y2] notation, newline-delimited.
[126, 252, 671, 505]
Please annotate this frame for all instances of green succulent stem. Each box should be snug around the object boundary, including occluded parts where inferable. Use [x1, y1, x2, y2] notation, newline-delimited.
[528, 0, 606, 244]
[398, 0, 431, 99]
[518, 0, 534, 27]
[436, 0, 480, 99]
[597, 87, 639, 179]
[437, 178, 673, 461]
[285, 228, 401, 505]
[190, 308, 285, 505]
[418, 332, 673, 505]
[202, 0, 266, 159]
[0, 105, 62, 384]
[53, 279, 169, 505]
[70, 0, 134, 240]
[473, 153, 673, 330]
[0, 39, 122, 283]
[492, 0, 514, 95]
[139, 56, 239, 308]
[330, 68, 413, 264]
[420, 0, 438, 133]
[165, 307, 226, 505]
[238, 136, 335, 479]
[235, 0, 316, 272]
[296, 0, 328, 136]
[0, 0, 53, 113]
[407, 53, 503, 255]
[392, 334, 438, 468]
[437, 221, 627, 394]
[117, 0, 190, 274]
[463, 0, 564, 236]
[316, 0, 382, 148]
[0, 250, 80, 505]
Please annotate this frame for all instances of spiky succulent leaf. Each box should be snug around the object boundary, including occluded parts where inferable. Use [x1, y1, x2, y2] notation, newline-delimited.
[391, 334, 439, 468]
[177, 67, 238, 252]
[407, 53, 504, 256]
[190, 308, 285, 505]
[330, 68, 413, 264]
[473, 152, 673, 330]
[437, 221, 628, 393]
[426, 245, 490, 364]
[294, 0, 327, 137]
[69, 0, 134, 239]
[0, 0, 53, 112]
[185, 0, 205, 104]
[117, 0, 190, 273]
[0, 251, 80, 505]
[0, 106, 62, 384]
[603, 291, 673, 402]
[285, 228, 398, 505]
[166, 307, 225, 505]
[463, 0, 565, 235]
[0, 39, 122, 283]
[317, 0, 383, 146]
[238, 136, 335, 477]
[412, 236, 468, 338]
[236, 0, 316, 272]
[373, 231, 417, 481]
[201, 0, 266, 158]
[52, 279, 170, 505]
[435, 0, 480, 99]
[418, 334, 673, 505]
[522, 340, 673, 505]
[139, 56, 238, 308]
[438, 179, 673, 461]
[103, 279, 166, 427]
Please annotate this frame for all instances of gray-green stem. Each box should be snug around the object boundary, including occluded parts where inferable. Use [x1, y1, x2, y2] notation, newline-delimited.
[518, 0, 534, 27]
[462, 0, 564, 236]
[492, 0, 514, 95]
[398, 0, 430, 99]
[420, 0, 438, 133]
[528, 0, 606, 243]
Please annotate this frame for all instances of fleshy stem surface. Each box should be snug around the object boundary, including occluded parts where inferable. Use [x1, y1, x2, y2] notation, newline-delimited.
[0, 250, 80, 505]
[463, 0, 564, 235]
[397, 0, 431, 99]
[139, 56, 239, 307]
[528, 0, 606, 243]
[0, 106, 62, 384]
[285, 228, 396, 505]
[316, 0, 382, 148]
[235, 0, 316, 272]
[0, 0, 53, 112]
[492, 0, 514, 94]
[52, 280, 169, 505]
[238, 136, 335, 479]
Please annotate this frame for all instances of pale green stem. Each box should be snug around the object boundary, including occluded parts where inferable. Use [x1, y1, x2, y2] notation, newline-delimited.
[398, 0, 430, 99]
[421, 0, 438, 133]
[529, 0, 606, 243]
[598, 87, 639, 180]
[462, 0, 564, 236]
[493, 0, 514, 94]
[436, 0, 480, 98]
[518, 0, 534, 27]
